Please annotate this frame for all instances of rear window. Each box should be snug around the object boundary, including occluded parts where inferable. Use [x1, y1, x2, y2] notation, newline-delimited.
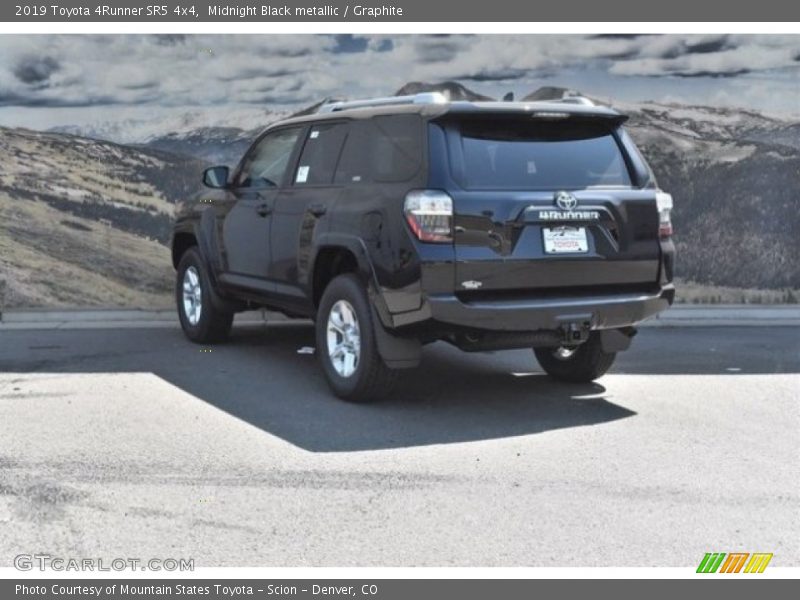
[456, 119, 632, 190]
[334, 114, 423, 184]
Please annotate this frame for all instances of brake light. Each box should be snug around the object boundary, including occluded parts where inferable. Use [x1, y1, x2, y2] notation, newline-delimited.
[404, 190, 453, 243]
[656, 191, 673, 239]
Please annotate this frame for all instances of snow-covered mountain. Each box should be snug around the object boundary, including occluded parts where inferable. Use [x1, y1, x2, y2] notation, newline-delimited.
[49, 106, 288, 144]
[48, 106, 291, 166]
[395, 81, 492, 101]
[143, 126, 262, 167]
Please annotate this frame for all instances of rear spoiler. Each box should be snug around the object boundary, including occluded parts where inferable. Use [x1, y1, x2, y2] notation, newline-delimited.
[433, 109, 629, 127]
[431, 102, 629, 125]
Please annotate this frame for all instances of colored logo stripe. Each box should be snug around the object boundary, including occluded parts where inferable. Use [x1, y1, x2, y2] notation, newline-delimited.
[697, 552, 773, 573]
[719, 553, 749, 573]
[744, 553, 773, 573]
[697, 553, 726, 573]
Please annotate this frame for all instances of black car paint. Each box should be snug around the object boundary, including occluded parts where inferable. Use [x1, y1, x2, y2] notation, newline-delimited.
[172, 102, 675, 359]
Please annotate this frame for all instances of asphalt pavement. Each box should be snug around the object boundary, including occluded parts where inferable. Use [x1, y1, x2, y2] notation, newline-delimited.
[0, 324, 798, 567]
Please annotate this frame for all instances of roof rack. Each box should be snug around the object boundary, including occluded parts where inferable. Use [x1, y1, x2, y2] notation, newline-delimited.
[316, 92, 596, 114]
[552, 96, 595, 106]
[318, 92, 448, 113]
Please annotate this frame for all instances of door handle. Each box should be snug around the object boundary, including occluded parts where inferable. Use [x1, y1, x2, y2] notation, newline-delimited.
[256, 203, 272, 217]
[307, 203, 327, 217]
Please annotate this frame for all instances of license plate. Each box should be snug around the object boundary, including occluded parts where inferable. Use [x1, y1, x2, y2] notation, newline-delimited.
[543, 226, 588, 254]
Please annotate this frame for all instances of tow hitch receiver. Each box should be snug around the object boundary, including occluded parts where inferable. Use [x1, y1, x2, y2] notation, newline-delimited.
[559, 321, 591, 346]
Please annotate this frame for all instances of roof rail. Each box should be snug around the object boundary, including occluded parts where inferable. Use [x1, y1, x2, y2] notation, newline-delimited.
[318, 92, 448, 113]
[550, 96, 595, 106]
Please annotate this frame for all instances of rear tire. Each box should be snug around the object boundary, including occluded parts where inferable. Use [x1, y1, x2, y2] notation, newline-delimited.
[176, 247, 233, 343]
[316, 274, 398, 402]
[534, 333, 615, 383]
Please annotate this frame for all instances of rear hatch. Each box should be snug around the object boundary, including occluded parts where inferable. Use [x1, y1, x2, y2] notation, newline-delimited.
[438, 113, 661, 296]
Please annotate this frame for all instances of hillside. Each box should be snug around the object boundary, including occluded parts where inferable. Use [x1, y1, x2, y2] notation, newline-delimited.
[4, 81, 796, 308]
[0, 127, 204, 308]
[620, 102, 800, 290]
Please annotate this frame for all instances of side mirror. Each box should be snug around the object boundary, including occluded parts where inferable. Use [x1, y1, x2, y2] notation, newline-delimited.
[203, 166, 229, 189]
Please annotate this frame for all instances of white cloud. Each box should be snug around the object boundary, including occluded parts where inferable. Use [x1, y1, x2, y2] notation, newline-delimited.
[0, 34, 797, 123]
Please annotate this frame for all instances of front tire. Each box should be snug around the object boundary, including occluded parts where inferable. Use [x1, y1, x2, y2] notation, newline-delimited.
[316, 274, 397, 402]
[176, 247, 233, 343]
[534, 333, 616, 383]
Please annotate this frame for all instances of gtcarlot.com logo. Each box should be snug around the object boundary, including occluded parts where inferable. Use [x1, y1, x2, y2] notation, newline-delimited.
[14, 554, 194, 572]
[697, 552, 773, 573]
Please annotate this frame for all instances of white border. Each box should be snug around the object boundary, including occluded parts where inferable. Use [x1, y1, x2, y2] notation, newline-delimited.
[1, 22, 800, 34]
[2, 567, 799, 579]
[0, 18, 798, 581]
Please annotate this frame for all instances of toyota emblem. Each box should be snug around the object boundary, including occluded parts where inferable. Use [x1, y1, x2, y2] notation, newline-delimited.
[555, 191, 577, 210]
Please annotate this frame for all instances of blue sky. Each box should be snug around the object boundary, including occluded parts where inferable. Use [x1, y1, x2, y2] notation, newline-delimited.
[0, 34, 798, 134]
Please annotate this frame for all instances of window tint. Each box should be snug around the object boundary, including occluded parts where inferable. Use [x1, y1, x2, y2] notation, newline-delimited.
[334, 114, 423, 184]
[293, 122, 348, 186]
[457, 119, 631, 190]
[237, 127, 302, 188]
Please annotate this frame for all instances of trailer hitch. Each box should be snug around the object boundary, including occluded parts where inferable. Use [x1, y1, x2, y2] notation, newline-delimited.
[558, 320, 592, 346]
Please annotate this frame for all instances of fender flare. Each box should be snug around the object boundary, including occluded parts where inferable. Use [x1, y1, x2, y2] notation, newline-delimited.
[310, 233, 421, 369]
[310, 233, 393, 324]
[197, 209, 224, 279]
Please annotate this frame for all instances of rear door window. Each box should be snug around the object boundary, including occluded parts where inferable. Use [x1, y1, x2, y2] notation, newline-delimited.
[455, 118, 632, 190]
[293, 122, 349, 186]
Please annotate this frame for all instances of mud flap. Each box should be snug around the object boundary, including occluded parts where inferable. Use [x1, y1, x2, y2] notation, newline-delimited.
[599, 327, 637, 353]
[371, 306, 421, 369]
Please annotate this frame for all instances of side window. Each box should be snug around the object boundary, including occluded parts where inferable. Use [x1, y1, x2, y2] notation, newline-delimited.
[335, 114, 423, 184]
[236, 127, 303, 188]
[293, 122, 349, 186]
[334, 121, 370, 184]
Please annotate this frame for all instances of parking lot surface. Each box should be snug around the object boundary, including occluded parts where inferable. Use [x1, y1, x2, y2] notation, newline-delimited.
[0, 325, 798, 567]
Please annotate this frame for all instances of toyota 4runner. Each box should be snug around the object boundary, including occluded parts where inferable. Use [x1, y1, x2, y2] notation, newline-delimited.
[171, 92, 675, 401]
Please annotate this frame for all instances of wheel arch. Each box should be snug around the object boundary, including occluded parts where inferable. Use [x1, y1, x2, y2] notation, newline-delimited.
[172, 216, 243, 313]
[171, 227, 198, 269]
[172, 210, 223, 272]
[309, 234, 379, 308]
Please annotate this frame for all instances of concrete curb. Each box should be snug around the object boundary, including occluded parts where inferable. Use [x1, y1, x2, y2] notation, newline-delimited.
[646, 305, 800, 327]
[0, 308, 302, 330]
[0, 305, 798, 330]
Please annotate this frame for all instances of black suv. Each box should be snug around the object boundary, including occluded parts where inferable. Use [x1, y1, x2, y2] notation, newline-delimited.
[171, 93, 675, 401]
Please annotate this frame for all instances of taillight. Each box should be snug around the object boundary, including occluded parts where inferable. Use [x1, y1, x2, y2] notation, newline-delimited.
[656, 191, 673, 239]
[403, 190, 453, 243]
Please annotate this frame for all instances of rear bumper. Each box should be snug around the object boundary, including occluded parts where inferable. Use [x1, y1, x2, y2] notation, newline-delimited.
[423, 285, 675, 332]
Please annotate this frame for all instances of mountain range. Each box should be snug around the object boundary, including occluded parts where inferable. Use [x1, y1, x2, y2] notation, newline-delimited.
[1, 81, 798, 308]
